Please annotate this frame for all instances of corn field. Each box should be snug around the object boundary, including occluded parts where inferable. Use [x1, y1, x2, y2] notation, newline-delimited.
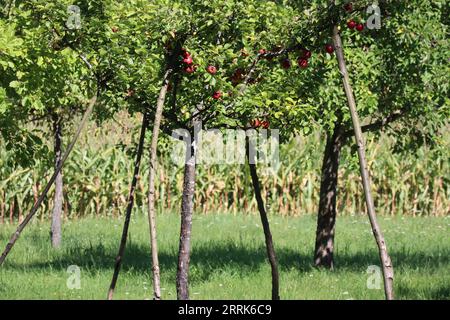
[0, 121, 449, 224]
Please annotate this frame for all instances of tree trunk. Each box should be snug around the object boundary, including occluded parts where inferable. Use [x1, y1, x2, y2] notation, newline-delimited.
[314, 122, 344, 269]
[332, 25, 394, 300]
[51, 114, 63, 248]
[148, 69, 172, 300]
[176, 135, 197, 300]
[247, 139, 280, 300]
[0, 94, 97, 267]
[107, 113, 149, 300]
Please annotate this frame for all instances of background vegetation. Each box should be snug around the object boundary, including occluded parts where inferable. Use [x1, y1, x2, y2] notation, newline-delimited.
[1, 116, 448, 223]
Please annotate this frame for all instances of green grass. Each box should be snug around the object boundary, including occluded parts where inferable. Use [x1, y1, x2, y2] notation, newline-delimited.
[0, 212, 449, 300]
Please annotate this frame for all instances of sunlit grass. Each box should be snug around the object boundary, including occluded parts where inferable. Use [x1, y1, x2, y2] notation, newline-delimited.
[0, 212, 448, 300]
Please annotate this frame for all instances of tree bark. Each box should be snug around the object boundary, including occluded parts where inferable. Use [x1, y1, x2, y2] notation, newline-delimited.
[107, 113, 149, 300]
[332, 26, 394, 300]
[176, 132, 197, 300]
[0, 94, 97, 267]
[51, 114, 63, 248]
[147, 69, 172, 300]
[314, 122, 344, 269]
[247, 140, 280, 300]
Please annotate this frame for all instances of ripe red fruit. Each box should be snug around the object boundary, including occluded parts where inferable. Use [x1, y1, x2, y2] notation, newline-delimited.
[183, 56, 193, 65]
[206, 65, 217, 75]
[251, 119, 261, 128]
[356, 23, 364, 32]
[347, 20, 356, 29]
[344, 3, 353, 12]
[302, 49, 312, 59]
[325, 44, 335, 54]
[212, 91, 222, 100]
[281, 58, 291, 69]
[184, 66, 195, 74]
[181, 49, 191, 58]
[298, 58, 308, 69]
[261, 120, 270, 129]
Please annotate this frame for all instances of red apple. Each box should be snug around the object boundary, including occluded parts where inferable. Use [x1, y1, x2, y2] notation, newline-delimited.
[251, 119, 261, 128]
[183, 56, 193, 65]
[212, 91, 222, 100]
[181, 48, 189, 56]
[261, 120, 269, 129]
[184, 66, 195, 74]
[281, 58, 291, 69]
[347, 20, 356, 29]
[298, 58, 308, 69]
[206, 65, 217, 75]
[302, 49, 312, 59]
[356, 23, 364, 32]
[325, 44, 335, 54]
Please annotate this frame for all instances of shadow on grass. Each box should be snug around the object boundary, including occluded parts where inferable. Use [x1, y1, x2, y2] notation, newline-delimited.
[397, 283, 450, 300]
[3, 240, 449, 275]
[1, 239, 448, 299]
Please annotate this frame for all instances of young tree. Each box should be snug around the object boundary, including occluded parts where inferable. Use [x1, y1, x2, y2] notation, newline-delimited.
[313, 1, 449, 272]
[0, 1, 97, 247]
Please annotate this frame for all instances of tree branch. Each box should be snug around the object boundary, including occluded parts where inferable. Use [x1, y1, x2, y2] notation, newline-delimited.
[343, 107, 409, 139]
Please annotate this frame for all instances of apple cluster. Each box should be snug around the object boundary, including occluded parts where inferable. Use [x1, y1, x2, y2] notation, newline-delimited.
[180, 49, 221, 100]
[344, 2, 365, 32]
[250, 119, 270, 129]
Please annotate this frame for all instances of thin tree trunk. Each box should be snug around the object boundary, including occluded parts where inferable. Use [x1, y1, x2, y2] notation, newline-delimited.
[9, 199, 14, 225]
[148, 69, 172, 300]
[314, 121, 344, 269]
[247, 139, 280, 300]
[107, 113, 149, 300]
[332, 26, 394, 300]
[0, 192, 4, 224]
[51, 114, 63, 248]
[0, 94, 97, 266]
[176, 131, 197, 300]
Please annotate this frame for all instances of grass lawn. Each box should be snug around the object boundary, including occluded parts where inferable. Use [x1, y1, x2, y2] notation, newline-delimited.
[0, 212, 448, 300]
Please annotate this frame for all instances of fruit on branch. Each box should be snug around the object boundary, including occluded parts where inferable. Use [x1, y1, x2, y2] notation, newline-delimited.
[356, 23, 364, 32]
[347, 20, 356, 29]
[302, 49, 312, 59]
[184, 65, 196, 74]
[325, 44, 335, 54]
[182, 49, 191, 59]
[183, 55, 193, 65]
[212, 91, 222, 100]
[281, 58, 291, 69]
[298, 58, 308, 69]
[251, 119, 261, 128]
[206, 65, 217, 75]
[261, 120, 270, 129]
[344, 2, 353, 12]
